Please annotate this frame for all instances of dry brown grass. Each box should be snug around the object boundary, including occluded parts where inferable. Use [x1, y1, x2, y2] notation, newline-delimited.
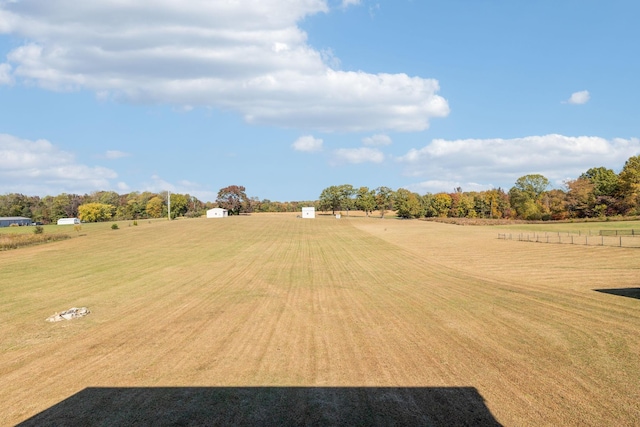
[0, 232, 70, 251]
[1, 214, 639, 425]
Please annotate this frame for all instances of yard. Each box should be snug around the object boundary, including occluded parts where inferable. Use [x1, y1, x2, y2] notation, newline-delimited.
[1, 215, 639, 425]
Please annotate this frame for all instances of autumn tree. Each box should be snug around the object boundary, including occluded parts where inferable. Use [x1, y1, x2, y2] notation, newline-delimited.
[580, 167, 619, 197]
[91, 191, 120, 207]
[508, 174, 550, 220]
[125, 192, 146, 219]
[474, 188, 512, 219]
[394, 188, 424, 218]
[248, 197, 263, 213]
[576, 166, 621, 216]
[545, 189, 568, 220]
[169, 193, 189, 218]
[472, 192, 491, 218]
[49, 193, 83, 221]
[185, 194, 206, 217]
[565, 178, 596, 218]
[0, 193, 31, 217]
[618, 155, 640, 214]
[431, 193, 453, 217]
[78, 202, 115, 222]
[449, 189, 476, 218]
[216, 185, 248, 215]
[146, 196, 165, 218]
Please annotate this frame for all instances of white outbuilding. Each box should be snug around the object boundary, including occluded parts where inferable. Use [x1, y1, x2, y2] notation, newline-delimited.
[57, 217, 80, 225]
[207, 208, 228, 218]
[301, 207, 315, 219]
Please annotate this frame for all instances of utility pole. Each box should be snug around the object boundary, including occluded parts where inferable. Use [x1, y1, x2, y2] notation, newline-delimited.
[168, 190, 171, 220]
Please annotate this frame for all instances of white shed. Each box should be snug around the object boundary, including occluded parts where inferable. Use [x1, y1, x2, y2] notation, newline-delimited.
[207, 208, 228, 218]
[301, 207, 315, 219]
[57, 217, 80, 225]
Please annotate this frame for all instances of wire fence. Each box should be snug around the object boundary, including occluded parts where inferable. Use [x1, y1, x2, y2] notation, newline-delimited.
[497, 230, 640, 249]
[599, 229, 640, 236]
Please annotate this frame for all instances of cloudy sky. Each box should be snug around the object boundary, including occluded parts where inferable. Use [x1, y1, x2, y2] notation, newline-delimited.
[1, 0, 638, 201]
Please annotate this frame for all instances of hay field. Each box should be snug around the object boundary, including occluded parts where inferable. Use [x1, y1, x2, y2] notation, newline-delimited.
[1, 215, 639, 425]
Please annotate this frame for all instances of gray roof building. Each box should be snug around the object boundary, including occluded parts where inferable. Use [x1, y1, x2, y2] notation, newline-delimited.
[0, 217, 32, 227]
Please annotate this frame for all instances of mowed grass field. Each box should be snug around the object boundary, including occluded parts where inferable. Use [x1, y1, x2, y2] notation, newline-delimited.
[1, 215, 639, 425]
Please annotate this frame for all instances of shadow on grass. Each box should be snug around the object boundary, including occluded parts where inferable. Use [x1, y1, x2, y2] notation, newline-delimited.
[594, 287, 640, 300]
[17, 386, 502, 426]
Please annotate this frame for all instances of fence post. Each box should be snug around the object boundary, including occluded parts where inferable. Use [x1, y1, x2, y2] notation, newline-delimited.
[620, 236, 622, 247]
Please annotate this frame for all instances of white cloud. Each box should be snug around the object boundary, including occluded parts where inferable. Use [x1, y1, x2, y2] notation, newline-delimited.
[104, 150, 131, 159]
[116, 181, 130, 191]
[565, 90, 590, 105]
[362, 134, 392, 146]
[292, 135, 323, 152]
[368, 3, 380, 18]
[143, 174, 216, 201]
[0, 63, 13, 85]
[319, 48, 341, 69]
[147, 174, 175, 192]
[398, 134, 640, 192]
[333, 147, 384, 164]
[0, 133, 118, 194]
[341, 0, 362, 7]
[0, 0, 449, 132]
[406, 180, 491, 195]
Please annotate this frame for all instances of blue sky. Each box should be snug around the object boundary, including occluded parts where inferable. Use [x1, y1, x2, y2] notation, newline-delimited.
[1, 0, 638, 202]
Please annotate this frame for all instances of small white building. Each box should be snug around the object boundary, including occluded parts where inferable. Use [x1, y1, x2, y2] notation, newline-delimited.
[57, 217, 80, 225]
[301, 207, 315, 219]
[207, 208, 228, 218]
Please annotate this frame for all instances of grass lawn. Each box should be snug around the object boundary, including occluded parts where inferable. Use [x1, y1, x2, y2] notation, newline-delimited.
[495, 218, 640, 234]
[1, 214, 639, 425]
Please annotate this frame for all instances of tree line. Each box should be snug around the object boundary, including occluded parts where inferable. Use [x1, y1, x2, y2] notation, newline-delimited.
[315, 184, 510, 219]
[0, 186, 316, 224]
[2, 154, 639, 223]
[0, 191, 205, 224]
[316, 155, 640, 220]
